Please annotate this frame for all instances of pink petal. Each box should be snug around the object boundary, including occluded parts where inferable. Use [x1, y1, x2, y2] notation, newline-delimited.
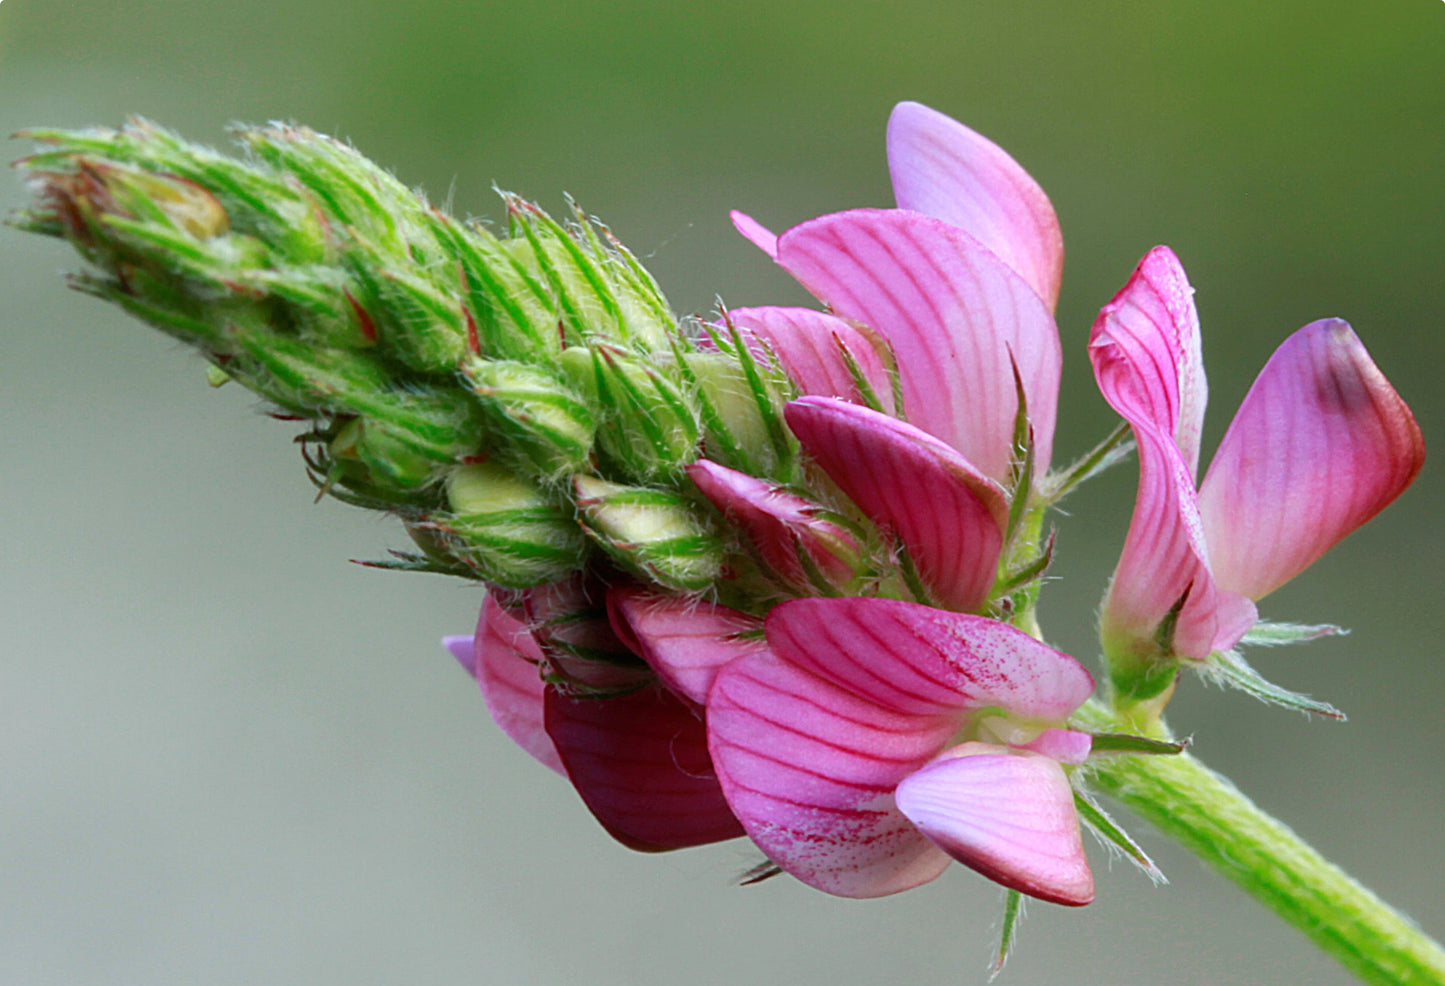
[894, 744, 1094, 906]
[472, 596, 565, 775]
[1091, 266, 1257, 659]
[544, 683, 743, 851]
[686, 458, 861, 588]
[520, 575, 654, 694]
[724, 306, 896, 413]
[1017, 728, 1093, 765]
[707, 650, 955, 897]
[1198, 319, 1426, 600]
[444, 634, 477, 677]
[886, 101, 1065, 313]
[776, 209, 1061, 480]
[606, 583, 766, 705]
[730, 210, 779, 258]
[786, 397, 1006, 612]
[765, 597, 1095, 722]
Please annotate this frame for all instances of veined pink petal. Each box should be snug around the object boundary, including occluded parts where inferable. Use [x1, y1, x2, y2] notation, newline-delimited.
[776, 209, 1061, 480]
[707, 650, 955, 897]
[544, 683, 743, 852]
[1091, 266, 1257, 659]
[786, 398, 1006, 612]
[607, 583, 766, 706]
[886, 101, 1065, 313]
[894, 744, 1094, 906]
[1198, 319, 1425, 600]
[730, 210, 779, 258]
[687, 458, 860, 588]
[470, 596, 564, 775]
[724, 306, 896, 413]
[765, 597, 1095, 721]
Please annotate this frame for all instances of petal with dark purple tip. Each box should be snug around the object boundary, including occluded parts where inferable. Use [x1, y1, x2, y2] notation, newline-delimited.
[545, 684, 743, 851]
[765, 597, 1095, 721]
[725, 306, 896, 413]
[786, 397, 1006, 613]
[886, 101, 1065, 312]
[707, 650, 955, 897]
[473, 595, 564, 775]
[776, 209, 1061, 480]
[895, 744, 1094, 906]
[1198, 319, 1425, 600]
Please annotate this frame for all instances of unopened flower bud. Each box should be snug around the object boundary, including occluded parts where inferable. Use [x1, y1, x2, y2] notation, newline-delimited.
[436, 462, 588, 587]
[573, 476, 723, 592]
[517, 575, 652, 695]
[560, 346, 699, 484]
[462, 359, 595, 478]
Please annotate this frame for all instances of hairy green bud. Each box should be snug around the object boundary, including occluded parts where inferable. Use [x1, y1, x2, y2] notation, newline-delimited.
[572, 476, 722, 592]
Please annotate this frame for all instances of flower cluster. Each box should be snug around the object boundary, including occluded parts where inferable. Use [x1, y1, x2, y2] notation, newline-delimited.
[444, 101, 1423, 911]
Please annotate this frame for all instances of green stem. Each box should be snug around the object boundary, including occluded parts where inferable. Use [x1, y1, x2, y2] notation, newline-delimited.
[1078, 700, 1445, 986]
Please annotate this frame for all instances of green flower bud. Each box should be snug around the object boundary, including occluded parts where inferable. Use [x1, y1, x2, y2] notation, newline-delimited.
[572, 476, 722, 592]
[462, 359, 595, 478]
[683, 350, 792, 478]
[433, 462, 589, 587]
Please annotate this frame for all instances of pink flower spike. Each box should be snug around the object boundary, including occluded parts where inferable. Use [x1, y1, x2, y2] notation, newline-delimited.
[894, 744, 1094, 906]
[724, 306, 896, 413]
[687, 458, 861, 589]
[730, 210, 779, 258]
[470, 595, 565, 775]
[706, 650, 956, 897]
[765, 597, 1095, 721]
[1198, 319, 1425, 601]
[887, 101, 1065, 313]
[1090, 251, 1257, 660]
[786, 397, 1007, 613]
[607, 583, 766, 705]
[544, 683, 743, 852]
[775, 208, 1061, 481]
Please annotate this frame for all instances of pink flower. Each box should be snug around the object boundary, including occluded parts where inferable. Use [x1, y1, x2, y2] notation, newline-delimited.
[728, 102, 1066, 611]
[705, 597, 1097, 904]
[1091, 246, 1425, 663]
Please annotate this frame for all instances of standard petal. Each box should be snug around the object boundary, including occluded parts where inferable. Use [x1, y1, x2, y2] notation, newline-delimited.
[786, 397, 1006, 612]
[687, 458, 861, 588]
[895, 745, 1094, 906]
[473, 595, 565, 775]
[886, 101, 1065, 312]
[1198, 319, 1425, 600]
[707, 650, 955, 897]
[607, 583, 766, 705]
[765, 596, 1095, 721]
[724, 306, 896, 413]
[545, 683, 743, 851]
[730, 210, 779, 258]
[776, 209, 1061, 480]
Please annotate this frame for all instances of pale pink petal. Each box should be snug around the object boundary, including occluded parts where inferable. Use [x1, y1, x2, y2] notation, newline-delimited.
[444, 635, 477, 677]
[472, 596, 564, 775]
[725, 306, 896, 413]
[776, 209, 1061, 480]
[1016, 728, 1093, 765]
[1199, 319, 1425, 600]
[895, 745, 1094, 906]
[1091, 273, 1257, 659]
[707, 650, 955, 897]
[544, 683, 743, 851]
[886, 101, 1065, 313]
[730, 210, 779, 258]
[606, 583, 766, 705]
[765, 596, 1095, 721]
[686, 458, 860, 588]
[786, 397, 1006, 612]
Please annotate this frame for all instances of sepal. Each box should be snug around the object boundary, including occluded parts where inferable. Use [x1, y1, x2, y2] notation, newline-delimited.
[1202, 649, 1346, 720]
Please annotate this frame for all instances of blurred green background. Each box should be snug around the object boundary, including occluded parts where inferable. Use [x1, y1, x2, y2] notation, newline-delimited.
[2, 1, 1441, 983]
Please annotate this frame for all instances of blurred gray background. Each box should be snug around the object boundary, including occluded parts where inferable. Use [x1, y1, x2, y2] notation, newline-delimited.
[2, 1, 1441, 983]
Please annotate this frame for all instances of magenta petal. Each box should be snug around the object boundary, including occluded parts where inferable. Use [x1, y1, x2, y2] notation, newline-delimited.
[725, 306, 896, 413]
[786, 397, 1006, 612]
[687, 458, 860, 588]
[730, 210, 779, 258]
[707, 650, 954, 897]
[886, 101, 1065, 313]
[606, 583, 766, 705]
[444, 635, 477, 677]
[545, 683, 743, 851]
[776, 209, 1061, 480]
[474, 596, 565, 775]
[895, 746, 1094, 906]
[1198, 319, 1426, 600]
[766, 597, 1095, 721]
[1017, 728, 1093, 765]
